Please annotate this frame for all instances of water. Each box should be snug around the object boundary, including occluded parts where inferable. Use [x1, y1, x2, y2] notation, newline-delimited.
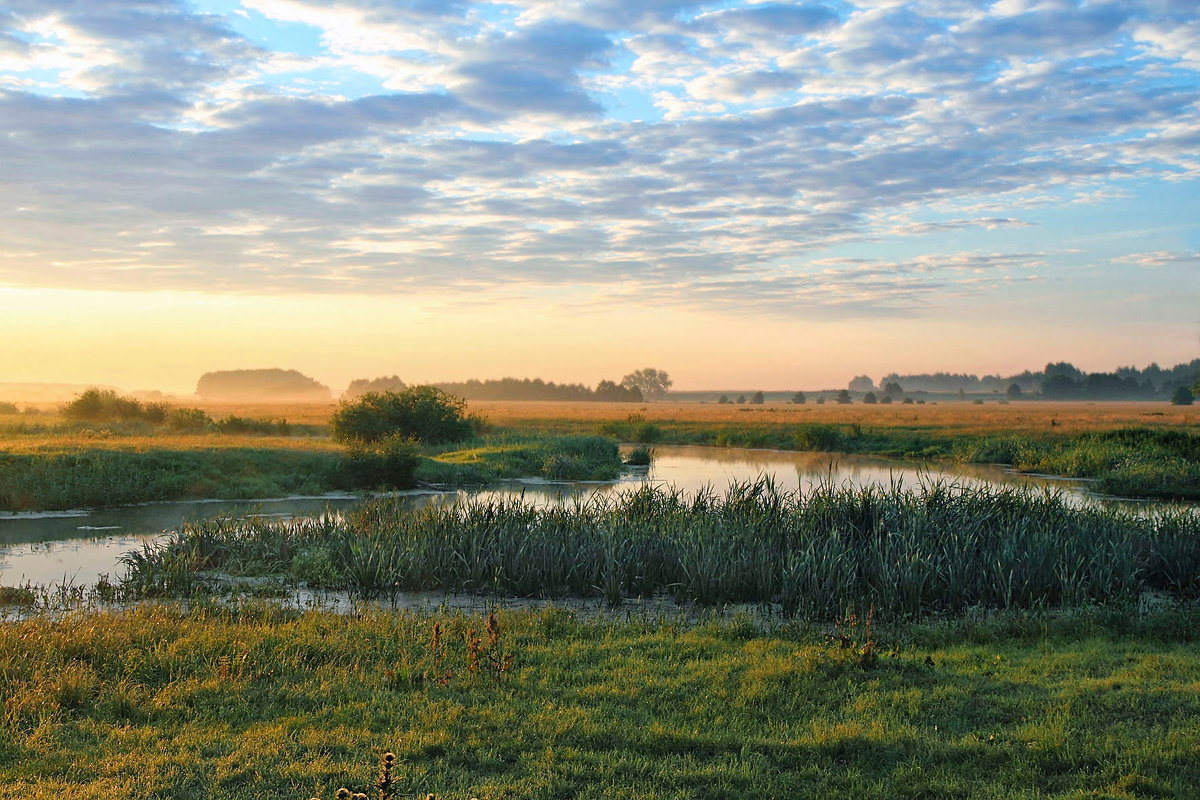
[0, 445, 1152, 589]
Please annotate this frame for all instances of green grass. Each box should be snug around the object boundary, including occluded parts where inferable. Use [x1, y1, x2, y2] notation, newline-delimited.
[121, 481, 1200, 615]
[0, 448, 348, 510]
[2, 604, 1200, 799]
[417, 434, 624, 485]
[0, 433, 625, 511]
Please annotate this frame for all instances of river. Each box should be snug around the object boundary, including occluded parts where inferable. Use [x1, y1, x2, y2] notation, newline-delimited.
[0, 445, 1157, 589]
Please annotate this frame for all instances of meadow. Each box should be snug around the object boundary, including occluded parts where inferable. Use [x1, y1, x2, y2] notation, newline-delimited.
[0, 401, 626, 510]
[2, 603, 1200, 799]
[3, 398, 1200, 798]
[2, 398, 1198, 508]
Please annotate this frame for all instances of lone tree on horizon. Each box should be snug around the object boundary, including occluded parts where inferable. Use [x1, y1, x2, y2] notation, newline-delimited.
[621, 368, 672, 401]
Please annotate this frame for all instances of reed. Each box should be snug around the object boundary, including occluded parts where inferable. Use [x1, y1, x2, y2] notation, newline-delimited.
[125, 480, 1200, 618]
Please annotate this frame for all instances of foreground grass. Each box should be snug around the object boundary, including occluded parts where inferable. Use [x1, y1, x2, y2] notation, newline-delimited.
[2, 604, 1199, 799]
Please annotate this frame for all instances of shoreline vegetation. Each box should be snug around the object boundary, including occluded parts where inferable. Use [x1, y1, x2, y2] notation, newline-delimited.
[119, 481, 1199, 614]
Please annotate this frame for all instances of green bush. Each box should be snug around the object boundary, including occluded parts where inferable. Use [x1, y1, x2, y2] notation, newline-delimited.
[341, 434, 422, 488]
[166, 407, 212, 431]
[1171, 385, 1195, 406]
[794, 424, 846, 451]
[331, 386, 479, 444]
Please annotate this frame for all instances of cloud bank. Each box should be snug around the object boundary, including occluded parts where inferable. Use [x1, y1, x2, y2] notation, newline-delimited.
[0, 0, 1196, 316]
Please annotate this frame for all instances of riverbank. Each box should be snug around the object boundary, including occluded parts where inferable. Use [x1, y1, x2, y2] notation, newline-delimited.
[2, 400, 1196, 510]
[2, 603, 1199, 799]
[0, 432, 626, 512]
[474, 401, 1200, 500]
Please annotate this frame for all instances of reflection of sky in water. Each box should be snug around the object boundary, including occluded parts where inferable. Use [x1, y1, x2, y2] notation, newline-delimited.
[0, 446, 1179, 588]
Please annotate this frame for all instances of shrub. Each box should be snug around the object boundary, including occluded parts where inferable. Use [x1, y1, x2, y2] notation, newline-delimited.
[62, 389, 202, 427]
[342, 434, 422, 488]
[0, 401, 18, 415]
[63, 388, 146, 422]
[166, 407, 211, 431]
[624, 445, 653, 466]
[863, 392, 878, 404]
[331, 386, 479, 444]
[1171, 385, 1195, 406]
[794, 424, 846, 451]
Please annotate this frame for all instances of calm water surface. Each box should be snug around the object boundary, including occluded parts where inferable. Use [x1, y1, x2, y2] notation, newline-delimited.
[0, 445, 1155, 588]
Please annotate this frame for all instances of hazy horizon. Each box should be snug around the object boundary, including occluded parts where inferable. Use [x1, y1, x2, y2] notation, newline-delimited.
[1, 0, 1197, 391]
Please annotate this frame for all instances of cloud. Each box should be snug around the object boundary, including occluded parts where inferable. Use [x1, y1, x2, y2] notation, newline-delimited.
[1113, 251, 1200, 267]
[0, 0, 1194, 319]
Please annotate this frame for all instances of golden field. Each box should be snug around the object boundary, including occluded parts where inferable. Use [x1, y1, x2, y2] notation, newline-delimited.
[469, 399, 1199, 435]
[3, 400, 1196, 453]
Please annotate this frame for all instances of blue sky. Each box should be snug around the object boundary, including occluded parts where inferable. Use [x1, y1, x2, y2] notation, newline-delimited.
[0, 0, 1197, 390]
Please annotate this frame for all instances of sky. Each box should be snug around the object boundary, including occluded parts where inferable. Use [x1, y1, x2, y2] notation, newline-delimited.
[0, 0, 1197, 394]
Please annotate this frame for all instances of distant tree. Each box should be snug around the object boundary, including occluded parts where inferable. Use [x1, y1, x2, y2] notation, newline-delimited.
[902, 397, 914, 404]
[1193, 376, 1200, 396]
[836, 390, 852, 405]
[344, 375, 407, 400]
[718, 394, 731, 404]
[1006, 383, 1023, 400]
[816, 396, 826, 405]
[957, 388, 967, 400]
[883, 381, 904, 399]
[736, 394, 747, 404]
[863, 392, 878, 404]
[880, 394, 893, 404]
[330, 386, 479, 444]
[790, 392, 806, 404]
[196, 368, 331, 402]
[848, 375, 875, 392]
[1171, 385, 1195, 406]
[595, 380, 642, 402]
[1040, 373, 1079, 400]
[621, 368, 672, 401]
[0, 401, 17, 415]
[750, 391, 765, 405]
[1044, 361, 1085, 382]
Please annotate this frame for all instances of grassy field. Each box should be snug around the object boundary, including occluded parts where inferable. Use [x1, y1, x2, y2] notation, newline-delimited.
[2, 603, 1199, 799]
[2, 400, 1197, 509]
[471, 399, 1200, 436]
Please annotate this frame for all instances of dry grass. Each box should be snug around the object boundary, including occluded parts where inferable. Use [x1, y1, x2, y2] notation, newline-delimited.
[0, 432, 342, 456]
[3, 400, 1195, 452]
[471, 400, 1199, 435]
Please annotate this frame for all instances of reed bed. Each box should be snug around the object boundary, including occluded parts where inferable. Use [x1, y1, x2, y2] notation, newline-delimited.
[123, 480, 1200, 618]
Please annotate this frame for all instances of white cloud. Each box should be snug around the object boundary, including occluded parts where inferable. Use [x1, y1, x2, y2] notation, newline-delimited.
[0, 0, 1194, 320]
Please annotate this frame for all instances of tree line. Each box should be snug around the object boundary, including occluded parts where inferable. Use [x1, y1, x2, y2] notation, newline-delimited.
[853, 359, 1200, 400]
[344, 368, 673, 403]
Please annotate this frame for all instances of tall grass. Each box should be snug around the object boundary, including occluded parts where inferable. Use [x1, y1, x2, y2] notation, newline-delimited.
[124, 480, 1200, 617]
[0, 449, 346, 510]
